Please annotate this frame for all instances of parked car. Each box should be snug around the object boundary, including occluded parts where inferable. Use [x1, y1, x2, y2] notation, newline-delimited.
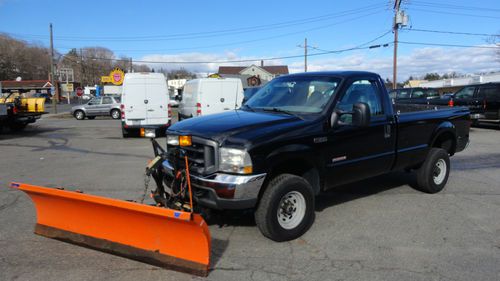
[178, 78, 243, 120]
[242, 87, 261, 104]
[392, 83, 500, 126]
[450, 83, 500, 126]
[162, 71, 470, 241]
[71, 96, 121, 120]
[120, 72, 171, 138]
[389, 87, 441, 104]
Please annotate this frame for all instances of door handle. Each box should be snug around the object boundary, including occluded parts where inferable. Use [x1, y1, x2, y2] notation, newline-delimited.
[147, 109, 154, 112]
[384, 124, 391, 138]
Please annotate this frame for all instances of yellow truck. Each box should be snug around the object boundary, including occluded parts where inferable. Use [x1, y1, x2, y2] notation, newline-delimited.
[0, 93, 47, 132]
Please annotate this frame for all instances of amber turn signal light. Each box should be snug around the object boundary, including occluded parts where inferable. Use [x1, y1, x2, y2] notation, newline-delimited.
[179, 135, 192, 146]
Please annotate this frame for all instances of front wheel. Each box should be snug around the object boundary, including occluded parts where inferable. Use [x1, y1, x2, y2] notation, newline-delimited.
[416, 148, 450, 193]
[255, 174, 315, 242]
[9, 123, 27, 132]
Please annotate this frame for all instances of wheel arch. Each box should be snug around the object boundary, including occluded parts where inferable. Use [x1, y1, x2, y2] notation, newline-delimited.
[430, 121, 457, 155]
[259, 144, 322, 198]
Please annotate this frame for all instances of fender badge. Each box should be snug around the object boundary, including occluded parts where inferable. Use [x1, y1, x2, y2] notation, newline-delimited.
[332, 156, 347, 163]
[313, 137, 327, 143]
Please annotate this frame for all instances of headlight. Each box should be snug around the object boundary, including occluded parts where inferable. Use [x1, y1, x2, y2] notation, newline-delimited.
[167, 135, 179, 146]
[167, 135, 192, 146]
[219, 147, 253, 174]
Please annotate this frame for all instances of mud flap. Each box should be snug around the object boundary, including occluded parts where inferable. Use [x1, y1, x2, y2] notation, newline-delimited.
[10, 182, 211, 276]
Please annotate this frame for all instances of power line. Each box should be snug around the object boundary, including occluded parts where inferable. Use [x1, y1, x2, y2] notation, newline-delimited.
[7, 3, 389, 42]
[48, 9, 386, 54]
[398, 41, 499, 49]
[408, 1, 500, 13]
[408, 8, 500, 19]
[407, 28, 500, 37]
[64, 42, 392, 65]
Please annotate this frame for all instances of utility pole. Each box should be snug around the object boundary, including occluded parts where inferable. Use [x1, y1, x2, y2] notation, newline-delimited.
[392, 0, 401, 89]
[49, 23, 57, 113]
[304, 38, 308, 72]
[297, 38, 308, 72]
[129, 57, 133, 73]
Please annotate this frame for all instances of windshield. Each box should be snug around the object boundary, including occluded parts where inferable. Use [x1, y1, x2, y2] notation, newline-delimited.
[244, 76, 341, 113]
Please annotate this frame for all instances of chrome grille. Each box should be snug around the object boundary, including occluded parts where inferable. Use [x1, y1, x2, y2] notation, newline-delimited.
[167, 136, 218, 175]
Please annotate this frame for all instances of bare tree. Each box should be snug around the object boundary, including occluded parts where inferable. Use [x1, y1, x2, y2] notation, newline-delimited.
[0, 34, 50, 80]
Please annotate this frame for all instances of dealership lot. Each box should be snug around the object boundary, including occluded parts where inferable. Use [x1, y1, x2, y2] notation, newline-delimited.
[0, 118, 499, 281]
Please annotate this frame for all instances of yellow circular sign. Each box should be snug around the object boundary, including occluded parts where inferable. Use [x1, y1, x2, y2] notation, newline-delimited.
[109, 68, 125, 85]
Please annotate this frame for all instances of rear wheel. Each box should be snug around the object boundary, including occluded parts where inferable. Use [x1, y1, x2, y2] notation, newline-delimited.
[255, 174, 315, 242]
[110, 109, 120, 119]
[122, 126, 130, 138]
[416, 148, 450, 193]
[74, 110, 85, 120]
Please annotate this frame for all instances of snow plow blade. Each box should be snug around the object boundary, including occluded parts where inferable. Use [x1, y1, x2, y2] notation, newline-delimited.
[10, 182, 211, 276]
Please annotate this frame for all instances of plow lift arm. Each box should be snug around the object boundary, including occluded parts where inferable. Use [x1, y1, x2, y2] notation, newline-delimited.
[10, 139, 211, 276]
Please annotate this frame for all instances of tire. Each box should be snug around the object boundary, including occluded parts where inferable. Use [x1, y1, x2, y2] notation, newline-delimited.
[87, 116, 96, 120]
[255, 174, 315, 242]
[110, 109, 120, 120]
[416, 148, 450, 194]
[74, 110, 85, 120]
[122, 126, 130, 138]
[9, 123, 27, 132]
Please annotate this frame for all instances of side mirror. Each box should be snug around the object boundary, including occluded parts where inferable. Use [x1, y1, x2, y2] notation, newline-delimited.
[352, 102, 371, 127]
[330, 111, 340, 128]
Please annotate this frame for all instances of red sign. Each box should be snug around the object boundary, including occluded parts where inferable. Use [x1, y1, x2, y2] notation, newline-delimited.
[76, 87, 83, 97]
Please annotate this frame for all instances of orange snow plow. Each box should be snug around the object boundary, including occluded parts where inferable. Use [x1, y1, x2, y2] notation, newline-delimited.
[10, 181, 211, 276]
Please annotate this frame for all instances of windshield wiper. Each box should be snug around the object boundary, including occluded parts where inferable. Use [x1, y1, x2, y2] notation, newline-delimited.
[260, 107, 303, 119]
[241, 104, 255, 112]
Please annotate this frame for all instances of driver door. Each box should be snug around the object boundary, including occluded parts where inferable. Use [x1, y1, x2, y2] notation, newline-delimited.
[85, 97, 102, 115]
[324, 78, 396, 188]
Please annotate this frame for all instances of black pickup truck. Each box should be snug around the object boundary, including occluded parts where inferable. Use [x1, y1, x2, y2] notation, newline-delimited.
[161, 71, 470, 242]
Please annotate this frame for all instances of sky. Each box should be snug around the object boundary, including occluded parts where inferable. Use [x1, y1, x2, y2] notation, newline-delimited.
[0, 0, 499, 81]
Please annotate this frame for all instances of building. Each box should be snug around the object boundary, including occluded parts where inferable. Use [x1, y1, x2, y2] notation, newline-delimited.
[419, 72, 500, 94]
[0, 80, 53, 95]
[218, 64, 289, 87]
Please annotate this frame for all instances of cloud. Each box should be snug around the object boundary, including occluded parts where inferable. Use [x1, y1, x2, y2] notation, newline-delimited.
[290, 45, 500, 81]
[139, 52, 284, 76]
[138, 45, 499, 80]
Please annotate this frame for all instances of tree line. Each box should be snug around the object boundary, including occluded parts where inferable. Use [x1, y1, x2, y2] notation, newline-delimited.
[0, 34, 197, 85]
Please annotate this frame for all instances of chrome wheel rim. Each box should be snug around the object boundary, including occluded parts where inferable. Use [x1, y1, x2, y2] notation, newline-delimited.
[277, 191, 306, 230]
[112, 110, 120, 119]
[433, 159, 447, 185]
[76, 112, 83, 119]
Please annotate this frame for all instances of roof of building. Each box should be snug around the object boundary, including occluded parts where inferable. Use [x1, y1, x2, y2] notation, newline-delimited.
[218, 65, 289, 75]
[1, 80, 52, 89]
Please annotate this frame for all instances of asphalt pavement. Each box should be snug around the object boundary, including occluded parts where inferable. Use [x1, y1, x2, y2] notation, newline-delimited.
[0, 118, 499, 281]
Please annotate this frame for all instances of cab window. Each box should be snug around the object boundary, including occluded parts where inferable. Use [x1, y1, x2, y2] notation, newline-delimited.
[336, 79, 383, 124]
[455, 86, 475, 99]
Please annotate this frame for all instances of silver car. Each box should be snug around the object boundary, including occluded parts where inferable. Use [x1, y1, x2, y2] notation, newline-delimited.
[71, 96, 121, 120]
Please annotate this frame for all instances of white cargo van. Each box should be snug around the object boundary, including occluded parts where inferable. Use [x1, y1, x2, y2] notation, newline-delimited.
[121, 73, 171, 138]
[178, 78, 243, 119]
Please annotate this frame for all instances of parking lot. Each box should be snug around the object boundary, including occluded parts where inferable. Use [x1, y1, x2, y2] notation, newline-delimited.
[1, 117, 499, 281]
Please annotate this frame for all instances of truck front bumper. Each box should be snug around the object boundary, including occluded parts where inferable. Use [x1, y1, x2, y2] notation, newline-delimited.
[162, 160, 266, 210]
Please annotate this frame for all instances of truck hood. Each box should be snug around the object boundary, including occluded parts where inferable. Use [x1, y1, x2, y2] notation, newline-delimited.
[168, 110, 313, 146]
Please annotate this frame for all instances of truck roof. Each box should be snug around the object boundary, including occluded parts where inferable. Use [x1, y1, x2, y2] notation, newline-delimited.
[283, 71, 380, 79]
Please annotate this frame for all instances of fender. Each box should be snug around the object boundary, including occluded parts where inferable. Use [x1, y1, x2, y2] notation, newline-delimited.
[430, 121, 457, 154]
[263, 143, 324, 194]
